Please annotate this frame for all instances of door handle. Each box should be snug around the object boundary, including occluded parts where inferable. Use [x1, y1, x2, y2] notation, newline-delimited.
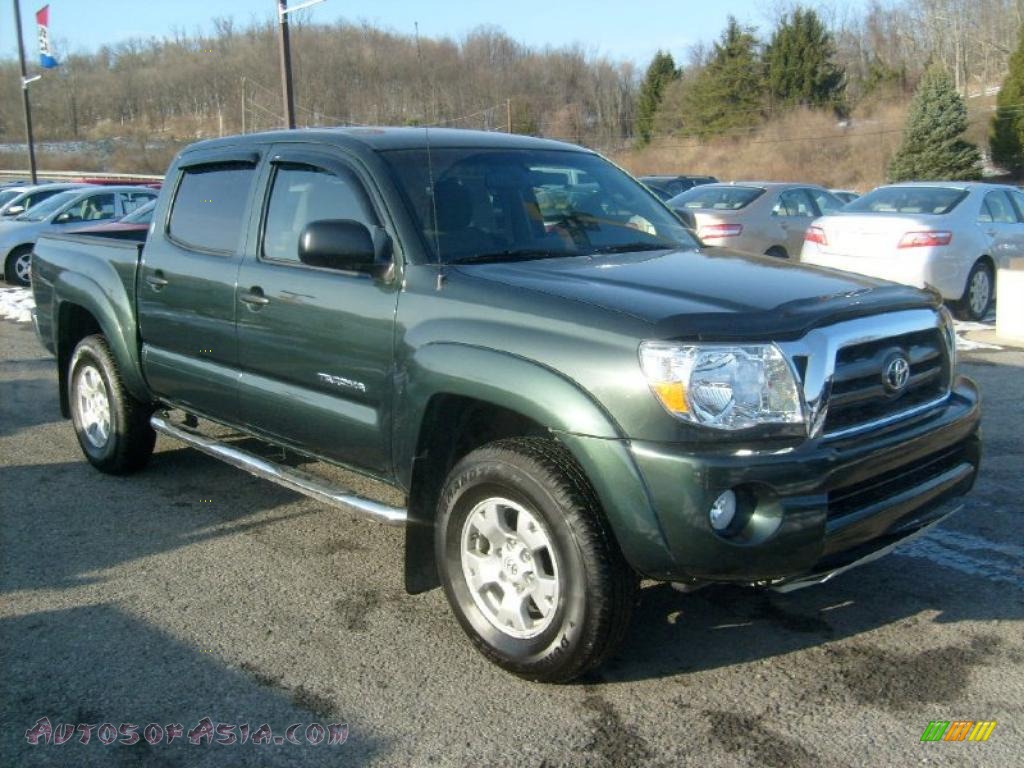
[145, 271, 168, 290]
[240, 288, 270, 307]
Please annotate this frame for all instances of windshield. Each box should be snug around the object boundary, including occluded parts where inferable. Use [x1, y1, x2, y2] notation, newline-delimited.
[668, 185, 765, 211]
[845, 186, 967, 215]
[381, 148, 697, 263]
[121, 200, 156, 224]
[17, 190, 79, 221]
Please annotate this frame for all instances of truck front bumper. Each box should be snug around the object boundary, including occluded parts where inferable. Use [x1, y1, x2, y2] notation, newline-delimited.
[623, 375, 980, 584]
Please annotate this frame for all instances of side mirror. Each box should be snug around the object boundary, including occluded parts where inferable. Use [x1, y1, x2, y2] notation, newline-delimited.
[298, 219, 389, 273]
[55, 212, 74, 224]
[3, 205, 25, 216]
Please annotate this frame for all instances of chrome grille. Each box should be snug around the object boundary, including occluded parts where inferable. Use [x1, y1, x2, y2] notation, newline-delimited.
[823, 328, 950, 436]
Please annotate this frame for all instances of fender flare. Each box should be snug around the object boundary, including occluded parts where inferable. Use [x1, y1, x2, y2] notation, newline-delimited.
[397, 343, 676, 589]
[53, 270, 150, 410]
[395, 342, 623, 481]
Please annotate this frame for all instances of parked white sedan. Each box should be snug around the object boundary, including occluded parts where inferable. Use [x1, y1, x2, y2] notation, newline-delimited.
[801, 182, 1021, 320]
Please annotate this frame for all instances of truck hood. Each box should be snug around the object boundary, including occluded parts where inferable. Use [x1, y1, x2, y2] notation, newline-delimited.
[456, 246, 940, 340]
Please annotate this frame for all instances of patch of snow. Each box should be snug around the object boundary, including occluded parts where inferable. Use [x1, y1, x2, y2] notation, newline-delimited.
[0, 286, 34, 324]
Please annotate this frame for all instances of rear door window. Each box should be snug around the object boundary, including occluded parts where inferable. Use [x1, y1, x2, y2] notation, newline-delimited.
[122, 191, 157, 214]
[773, 189, 816, 217]
[168, 163, 256, 253]
[60, 193, 116, 223]
[979, 191, 1017, 223]
[808, 188, 843, 215]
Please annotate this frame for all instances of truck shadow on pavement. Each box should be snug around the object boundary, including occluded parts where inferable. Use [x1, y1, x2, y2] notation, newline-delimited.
[0, 375, 64, 438]
[0, 445, 315, 595]
[0, 603, 386, 767]
[599, 548, 1024, 690]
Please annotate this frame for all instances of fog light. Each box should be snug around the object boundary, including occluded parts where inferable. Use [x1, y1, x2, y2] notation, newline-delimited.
[709, 490, 737, 532]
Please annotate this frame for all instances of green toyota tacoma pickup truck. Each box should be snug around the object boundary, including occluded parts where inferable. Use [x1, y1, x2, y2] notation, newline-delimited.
[30, 128, 980, 682]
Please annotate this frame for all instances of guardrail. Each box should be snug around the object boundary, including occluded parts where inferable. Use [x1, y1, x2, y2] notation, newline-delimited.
[0, 169, 164, 183]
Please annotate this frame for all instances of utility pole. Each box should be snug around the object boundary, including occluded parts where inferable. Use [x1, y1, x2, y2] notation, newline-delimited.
[276, 0, 296, 129]
[12, 0, 38, 183]
[276, 0, 326, 130]
[241, 76, 246, 134]
[506, 98, 512, 134]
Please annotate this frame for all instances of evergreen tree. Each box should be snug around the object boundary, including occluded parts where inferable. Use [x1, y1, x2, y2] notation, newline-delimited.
[680, 18, 764, 140]
[889, 67, 981, 181]
[636, 51, 678, 145]
[764, 7, 845, 110]
[990, 24, 1024, 172]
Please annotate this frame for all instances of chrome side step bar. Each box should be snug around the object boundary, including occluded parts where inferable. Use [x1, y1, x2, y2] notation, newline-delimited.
[150, 414, 408, 526]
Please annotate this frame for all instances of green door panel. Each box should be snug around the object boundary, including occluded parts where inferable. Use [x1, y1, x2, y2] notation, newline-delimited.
[233, 264, 398, 472]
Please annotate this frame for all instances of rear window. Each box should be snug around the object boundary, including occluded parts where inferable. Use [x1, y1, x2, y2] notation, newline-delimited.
[168, 163, 256, 253]
[845, 186, 967, 215]
[668, 185, 765, 211]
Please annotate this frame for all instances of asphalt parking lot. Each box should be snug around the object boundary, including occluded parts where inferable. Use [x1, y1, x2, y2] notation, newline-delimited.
[1, 291, 1022, 767]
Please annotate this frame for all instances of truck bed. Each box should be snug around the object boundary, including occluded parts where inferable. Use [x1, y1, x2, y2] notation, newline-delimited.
[31, 231, 146, 356]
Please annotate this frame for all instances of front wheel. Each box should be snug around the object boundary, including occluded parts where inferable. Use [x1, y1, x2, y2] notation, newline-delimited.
[69, 335, 155, 474]
[954, 260, 994, 321]
[4, 245, 32, 286]
[436, 437, 637, 682]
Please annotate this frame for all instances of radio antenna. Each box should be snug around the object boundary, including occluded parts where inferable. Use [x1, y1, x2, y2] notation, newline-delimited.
[415, 21, 442, 271]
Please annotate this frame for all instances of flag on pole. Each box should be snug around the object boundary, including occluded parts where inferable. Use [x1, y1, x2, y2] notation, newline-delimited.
[36, 5, 58, 69]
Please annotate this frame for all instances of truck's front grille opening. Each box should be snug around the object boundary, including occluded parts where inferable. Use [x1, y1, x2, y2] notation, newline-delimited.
[827, 443, 969, 520]
[823, 328, 950, 436]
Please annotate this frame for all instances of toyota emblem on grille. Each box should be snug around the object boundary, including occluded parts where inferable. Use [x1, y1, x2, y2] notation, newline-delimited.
[883, 354, 911, 393]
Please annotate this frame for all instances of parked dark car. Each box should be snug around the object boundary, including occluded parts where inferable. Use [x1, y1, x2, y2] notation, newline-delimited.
[31, 128, 979, 682]
[639, 174, 718, 201]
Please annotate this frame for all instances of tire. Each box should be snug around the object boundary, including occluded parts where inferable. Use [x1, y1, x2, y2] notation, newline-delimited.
[765, 246, 788, 259]
[954, 260, 994, 321]
[68, 334, 155, 474]
[4, 245, 33, 286]
[435, 437, 638, 682]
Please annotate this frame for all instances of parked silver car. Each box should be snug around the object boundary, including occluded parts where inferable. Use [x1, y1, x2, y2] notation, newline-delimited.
[0, 183, 89, 219]
[1, 186, 157, 285]
[801, 182, 1021, 320]
[667, 182, 844, 259]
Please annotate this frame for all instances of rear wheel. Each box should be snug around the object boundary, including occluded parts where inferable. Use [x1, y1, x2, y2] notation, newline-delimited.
[4, 245, 32, 286]
[69, 335, 155, 474]
[436, 437, 637, 682]
[954, 260, 994, 321]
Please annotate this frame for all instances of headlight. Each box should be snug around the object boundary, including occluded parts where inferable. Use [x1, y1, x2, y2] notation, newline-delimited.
[639, 342, 804, 430]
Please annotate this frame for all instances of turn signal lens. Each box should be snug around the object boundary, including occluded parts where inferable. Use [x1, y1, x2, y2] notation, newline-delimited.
[898, 231, 953, 248]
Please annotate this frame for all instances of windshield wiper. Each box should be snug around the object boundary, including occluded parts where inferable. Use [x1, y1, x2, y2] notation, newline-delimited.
[449, 249, 571, 265]
[587, 243, 675, 255]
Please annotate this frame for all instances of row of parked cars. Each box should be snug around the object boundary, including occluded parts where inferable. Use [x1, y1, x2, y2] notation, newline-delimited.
[638, 174, 1011, 321]
[0, 180, 157, 285]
